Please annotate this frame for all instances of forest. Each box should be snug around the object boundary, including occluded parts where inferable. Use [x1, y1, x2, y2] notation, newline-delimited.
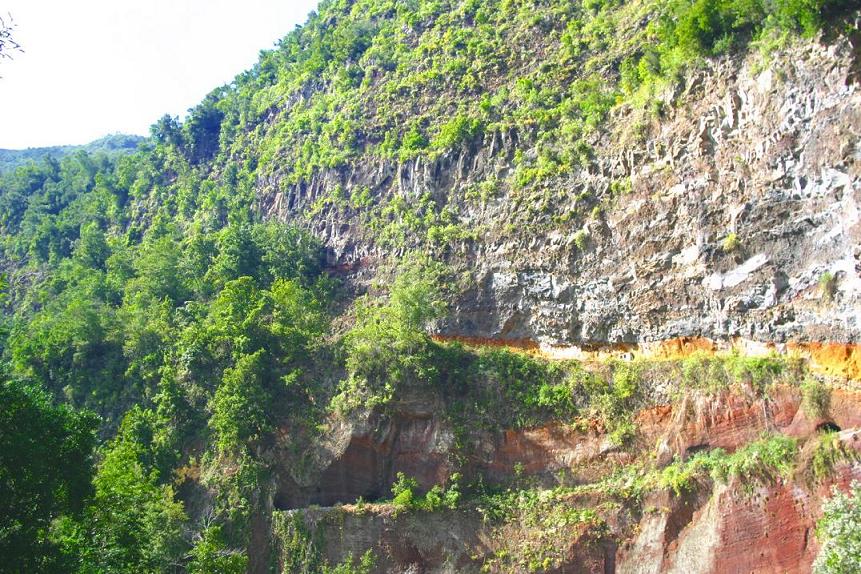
[1, 0, 859, 572]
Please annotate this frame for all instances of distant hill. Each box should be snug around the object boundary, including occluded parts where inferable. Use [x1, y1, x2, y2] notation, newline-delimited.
[0, 133, 145, 173]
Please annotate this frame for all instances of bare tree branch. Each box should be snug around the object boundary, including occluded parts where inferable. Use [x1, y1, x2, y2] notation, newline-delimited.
[0, 13, 23, 62]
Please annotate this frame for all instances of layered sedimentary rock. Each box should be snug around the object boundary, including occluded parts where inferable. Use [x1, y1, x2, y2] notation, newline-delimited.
[266, 380, 861, 573]
[264, 38, 860, 349]
[253, 27, 861, 574]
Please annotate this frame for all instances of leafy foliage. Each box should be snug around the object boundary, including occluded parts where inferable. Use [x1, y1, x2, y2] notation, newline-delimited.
[57, 408, 187, 573]
[0, 0, 853, 568]
[188, 526, 247, 574]
[474, 485, 606, 572]
[210, 350, 270, 452]
[802, 378, 832, 419]
[0, 380, 98, 572]
[659, 434, 798, 495]
[814, 481, 861, 574]
[390, 472, 461, 513]
[809, 431, 858, 482]
[272, 512, 376, 574]
[334, 260, 446, 411]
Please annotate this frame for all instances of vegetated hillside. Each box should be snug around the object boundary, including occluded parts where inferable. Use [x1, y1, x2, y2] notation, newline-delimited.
[0, 133, 144, 173]
[0, 0, 859, 573]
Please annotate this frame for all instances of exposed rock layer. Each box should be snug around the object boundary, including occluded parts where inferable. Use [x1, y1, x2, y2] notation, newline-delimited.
[264, 38, 861, 349]
[265, 382, 861, 573]
[254, 30, 861, 574]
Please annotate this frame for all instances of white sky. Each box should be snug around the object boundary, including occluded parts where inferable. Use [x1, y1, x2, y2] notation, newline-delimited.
[0, 0, 319, 149]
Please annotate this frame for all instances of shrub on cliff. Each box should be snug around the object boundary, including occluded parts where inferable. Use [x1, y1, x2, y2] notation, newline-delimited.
[188, 526, 247, 574]
[334, 260, 447, 411]
[659, 434, 798, 495]
[814, 481, 861, 574]
[390, 472, 461, 513]
[663, 0, 843, 58]
[801, 378, 831, 419]
[809, 432, 858, 482]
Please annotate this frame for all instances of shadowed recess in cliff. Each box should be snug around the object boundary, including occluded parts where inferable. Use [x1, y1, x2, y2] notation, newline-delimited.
[274, 411, 452, 509]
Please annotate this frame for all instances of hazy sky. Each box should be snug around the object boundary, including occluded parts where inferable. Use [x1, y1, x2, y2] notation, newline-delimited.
[0, 0, 319, 149]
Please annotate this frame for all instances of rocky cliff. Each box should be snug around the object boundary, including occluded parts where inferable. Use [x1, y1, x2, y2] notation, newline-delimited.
[263, 34, 860, 351]
[246, 26, 861, 574]
[5, 1, 859, 572]
[264, 362, 861, 573]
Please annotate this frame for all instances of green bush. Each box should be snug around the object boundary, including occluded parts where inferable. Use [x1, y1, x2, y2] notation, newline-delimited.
[390, 472, 461, 513]
[580, 361, 642, 446]
[659, 435, 797, 495]
[814, 481, 861, 574]
[820, 271, 837, 302]
[811, 432, 857, 481]
[334, 260, 447, 412]
[0, 380, 99, 571]
[322, 551, 377, 574]
[722, 232, 739, 252]
[573, 229, 589, 250]
[801, 379, 831, 419]
[391, 472, 420, 509]
[679, 352, 790, 395]
[433, 114, 484, 150]
[716, 434, 797, 485]
[209, 350, 270, 452]
[188, 526, 247, 574]
[400, 124, 430, 158]
[465, 347, 575, 428]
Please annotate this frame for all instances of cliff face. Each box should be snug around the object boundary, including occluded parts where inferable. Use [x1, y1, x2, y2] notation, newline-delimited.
[265, 378, 861, 573]
[264, 36, 861, 349]
[4, 1, 861, 570]
[245, 34, 861, 573]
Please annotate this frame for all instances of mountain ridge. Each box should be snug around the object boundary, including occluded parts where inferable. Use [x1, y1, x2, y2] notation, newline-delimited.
[0, 133, 145, 173]
[0, 1, 859, 572]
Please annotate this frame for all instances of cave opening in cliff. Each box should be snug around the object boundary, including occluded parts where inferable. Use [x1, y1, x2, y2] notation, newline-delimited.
[273, 484, 387, 511]
[272, 435, 395, 510]
[816, 421, 841, 433]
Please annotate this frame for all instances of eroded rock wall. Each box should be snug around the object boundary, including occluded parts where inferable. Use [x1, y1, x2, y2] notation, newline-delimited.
[256, 30, 861, 574]
[264, 383, 861, 573]
[262, 37, 860, 348]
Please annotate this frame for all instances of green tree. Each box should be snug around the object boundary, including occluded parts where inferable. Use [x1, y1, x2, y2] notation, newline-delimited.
[0, 380, 98, 573]
[62, 409, 186, 573]
[209, 350, 270, 452]
[129, 234, 189, 304]
[188, 526, 247, 574]
[251, 222, 323, 286]
[207, 224, 261, 289]
[10, 290, 126, 411]
[74, 222, 110, 270]
[337, 261, 447, 410]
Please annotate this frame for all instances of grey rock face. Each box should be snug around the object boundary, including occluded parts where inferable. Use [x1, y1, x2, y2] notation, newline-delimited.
[262, 38, 861, 346]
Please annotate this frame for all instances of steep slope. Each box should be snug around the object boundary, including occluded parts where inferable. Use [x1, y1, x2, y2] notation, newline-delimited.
[0, 1, 859, 573]
[255, 13, 861, 349]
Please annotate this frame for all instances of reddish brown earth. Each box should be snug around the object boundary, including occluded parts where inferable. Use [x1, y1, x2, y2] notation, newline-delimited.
[274, 409, 455, 509]
[275, 384, 861, 504]
[270, 390, 861, 572]
[269, 348, 861, 573]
